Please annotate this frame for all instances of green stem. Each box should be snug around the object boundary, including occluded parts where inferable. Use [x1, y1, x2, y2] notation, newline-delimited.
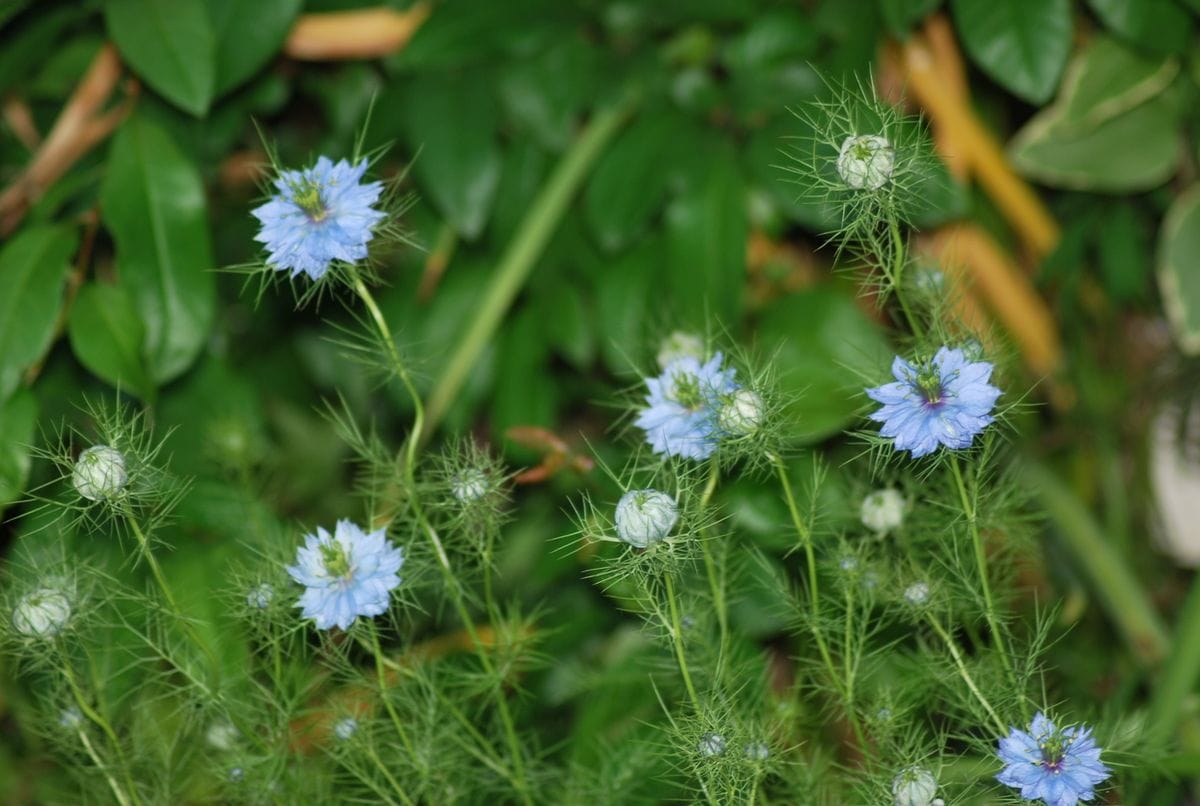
[368, 623, 418, 778]
[886, 212, 921, 337]
[63, 664, 140, 806]
[421, 95, 636, 442]
[926, 613, 1007, 736]
[1146, 569, 1200, 745]
[362, 742, 406, 806]
[949, 455, 1016, 689]
[696, 460, 728, 660]
[664, 571, 701, 711]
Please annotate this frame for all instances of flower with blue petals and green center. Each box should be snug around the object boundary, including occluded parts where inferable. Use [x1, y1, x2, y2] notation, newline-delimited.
[286, 520, 404, 631]
[635, 353, 739, 460]
[996, 712, 1110, 806]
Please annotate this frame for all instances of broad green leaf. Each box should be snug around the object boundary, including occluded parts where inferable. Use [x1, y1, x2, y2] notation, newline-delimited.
[594, 238, 657, 374]
[208, 0, 301, 97]
[880, 0, 943, 35]
[401, 71, 501, 240]
[67, 282, 152, 400]
[499, 36, 602, 152]
[0, 389, 37, 512]
[539, 281, 594, 369]
[101, 112, 215, 384]
[491, 308, 558, 452]
[745, 115, 839, 232]
[105, 0, 215, 116]
[1097, 202, 1149, 302]
[0, 224, 76, 400]
[664, 142, 746, 327]
[0, 6, 81, 95]
[1158, 185, 1200, 355]
[584, 110, 692, 253]
[951, 0, 1071, 103]
[1087, 0, 1194, 55]
[757, 286, 892, 443]
[1058, 37, 1178, 129]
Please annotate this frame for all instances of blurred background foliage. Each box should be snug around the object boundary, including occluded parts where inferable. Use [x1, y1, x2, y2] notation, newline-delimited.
[4, 0, 1200, 801]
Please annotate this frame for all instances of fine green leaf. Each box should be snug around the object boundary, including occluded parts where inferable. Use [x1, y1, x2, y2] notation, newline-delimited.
[0, 224, 77, 401]
[757, 286, 892, 443]
[1087, 0, 1194, 55]
[105, 0, 215, 116]
[951, 0, 1071, 103]
[1158, 185, 1200, 355]
[0, 389, 37, 513]
[400, 71, 501, 240]
[67, 282, 153, 400]
[208, 0, 302, 97]
[101, 111, 216, 384]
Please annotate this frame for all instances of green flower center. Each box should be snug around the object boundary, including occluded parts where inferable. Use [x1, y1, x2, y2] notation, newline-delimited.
[1039, 734, 1069, 773]
[320, 542, 352, 579]
[672, 373, 704, 410]
[292, 179, 328, 222]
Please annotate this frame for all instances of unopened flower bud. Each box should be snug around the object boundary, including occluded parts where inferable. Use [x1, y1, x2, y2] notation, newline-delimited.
[206, 722, 239, 751]
[59, 707, 83, 730]
[615, 489, 678, 548]
[247, 583, 274, 610]
[744, 741, 770, 761]
[697, 732, 726, 757]
[861, 488, 906, 533]
[718, 389, 764, 436]
[903, 582, 930, 607]
[12, 587, 71, 638]
[72, 445, 127, 501]
[451, 468, 490, 503]
[656, 331, 705, 370]
[892, 766, 939, 806]
[837, 134, 894, 190]
[333, 717, 358, 741]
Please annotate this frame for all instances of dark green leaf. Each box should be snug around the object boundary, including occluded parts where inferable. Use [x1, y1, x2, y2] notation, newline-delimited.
[401, 71, 501, 240]
[0, 389, 37, 512]
[594, 238, 657, 374]
[757, 286, 892, 443]
[499, 37, 603, 152]
[101, 111, 216, 384]
[539, 281, 594, 369]
[0, 224, 76, 400]
[951, 0, 1071, 103]
[491, 308, 558, 450]
[1097, 202, 1149, 302]
[1158, 185, 1200, 355]
[67, 282, 153, 400]
[105, 0, 215, 116]
[0, 5, 82, 95]
[208, 0, 301, 97]
[664, 142, 746, 327]
[1088, 0, 1193, 55]
[881, 0, 944, 35]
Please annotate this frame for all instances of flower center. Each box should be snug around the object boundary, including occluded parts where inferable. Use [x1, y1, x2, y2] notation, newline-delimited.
[292, 179, 328, 222]
[671, 372, 705, 410]
[1039, 735, 1069, 773]
[915, 369, 944, 407]
[320, 542, 352, 580]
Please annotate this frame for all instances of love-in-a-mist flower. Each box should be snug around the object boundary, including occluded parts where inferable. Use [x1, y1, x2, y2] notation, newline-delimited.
[333, 717, 358, 741]
[252, 156, 385, 281]
[246, 583, 274, 610]
[892, 766, 940, 806]
[861, 488, 906, 533]
[718, 388, 764, 437]
[286, 520, 404, 630]
[904, 581, 930, 606]
[451, 468, 490, 503]
[656, 331, 705, 370]
[73, 445, 127, 501]
[615, 489, 678, 548]
[837, 134, 894, 190]
[697, 732, 726, 757]
[635, 353, 738, 460]
[997, 712, 1110, 806]
[866, 347, 1001, 459]
[744, 741, 770, 761]
[12, 586, 72, 637]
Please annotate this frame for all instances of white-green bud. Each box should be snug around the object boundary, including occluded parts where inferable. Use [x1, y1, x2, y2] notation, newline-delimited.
[903, 581, 930, 606]
[206, 721, 238, 751]
[718, 389, 764, 436]
[697, 732, 726, 757]
[72, 445, 127, 501]
[246, 583, 274, 610]
[744, 741, 770, 761]
[333, 717, 358, 741]
[12, 587, 72, 638]
[615, 489, 678, 548]
[451, 468, 490, 503]
[861, 488, 906, 533]
[656, 331, 705, 370]
[892, 766, 939, 806]
[59, 707, 83, 730]
[837, 134, 894, 190]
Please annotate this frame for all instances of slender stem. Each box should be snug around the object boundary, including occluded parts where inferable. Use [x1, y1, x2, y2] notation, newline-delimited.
[63, 664, 140, 806]
[368, 623, 418, 769]
[886, 212, 921, 337]
[664, 571, 701, 710]
[696, 460, 728, 660]
[362, 743, 406, 806]
[927, 613, 1007, 736]
[420, 95, 636, 442]
[76, 727, 132, 806]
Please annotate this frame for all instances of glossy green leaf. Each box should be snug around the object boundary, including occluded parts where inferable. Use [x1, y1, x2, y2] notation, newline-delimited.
[208, 0, 301, 97]
[1158, 185, 1200, 355]
[0, 389, 37, 512]
[1058, 37, 1178, 128]
[401, 71, 501, 240]
[757, 286, 892, 443]
[584, 110, 691, 253]
[951, 0, 1071, 103]
[0, 224, 76, 401]
[664, 142, 746, 327]
[1088, 0, 1193, 55]
[101, 111, 215, 384]
[67, 282, 152, 400]
[105, 0, 215, 116]
[499, 37, 602, 152]
[880, 0, 944, 35]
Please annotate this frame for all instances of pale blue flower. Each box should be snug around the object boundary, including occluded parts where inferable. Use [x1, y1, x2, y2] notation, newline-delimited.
[997, 712, 1110, 806]
[866, 347, 1001, 458]
[286, 520, 404, 630]
[635, 353, 738, 460]
[333, 717, 358, 741]
[252, 156, 385, 281]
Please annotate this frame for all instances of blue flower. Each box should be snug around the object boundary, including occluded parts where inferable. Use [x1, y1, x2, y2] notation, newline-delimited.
[866, 346, 1000, 458]
[634, 353, 738, 460]
[286, 520, 404, 630]
[997, 712, 1110, 806]
[252, 156, 385, 281]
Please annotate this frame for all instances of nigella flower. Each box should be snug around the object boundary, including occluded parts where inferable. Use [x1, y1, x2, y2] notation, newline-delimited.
[866, 347, 1001, 459]
[997, 712, 1110, 806]
[635, 353, 738, 460]
[252, 156, 385, 281]
[286, 520, 404, 630]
